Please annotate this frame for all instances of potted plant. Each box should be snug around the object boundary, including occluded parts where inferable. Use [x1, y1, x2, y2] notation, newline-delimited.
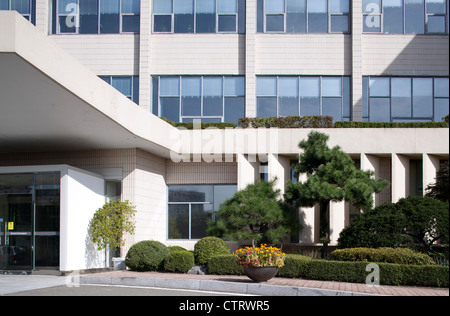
[234, 244, 286, 282]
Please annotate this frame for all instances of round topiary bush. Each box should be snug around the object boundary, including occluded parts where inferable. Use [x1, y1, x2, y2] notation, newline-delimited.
[194, 237, 230, 265]
[125, 240, 169, 271]
[168, 246, 187, 253]
[164, 251, 195, 273]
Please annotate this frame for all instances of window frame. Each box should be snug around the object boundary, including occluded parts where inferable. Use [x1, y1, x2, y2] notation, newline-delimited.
[363, 76, 449, 123]
[152, 0, 243, 34]
[261, 0, 351, 34]
[256, 76, 351, 122]
[362, 0, 449, 34]
[155, 75, 245, 123]
[167, 184, 237, 241]
[99, 75, 139, 104]
[2, 0, 35, 23]
[54, 0, 140, 35]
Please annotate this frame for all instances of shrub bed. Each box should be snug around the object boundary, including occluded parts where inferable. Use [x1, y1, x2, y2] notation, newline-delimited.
[125, 240, 169, 272]
[164, 251, 195, 273]
[330, 248, 435, 265]
[208, 255, 243, 275]
[207, 254, 449, 287]
[194, 237, 230, 265]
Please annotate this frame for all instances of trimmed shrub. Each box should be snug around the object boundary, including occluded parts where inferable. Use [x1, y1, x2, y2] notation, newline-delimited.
[334, 121, 447, 128]
[125, 240, 169, 272]
[168, 246, 187, 253]
[164, 251, 195, 273]
[238, 116, 334, 129]
[330, 248, 435, 265]
[278, 254, 313, 278]
[208, 255, 243, 275]
[194, 237, 230, 265]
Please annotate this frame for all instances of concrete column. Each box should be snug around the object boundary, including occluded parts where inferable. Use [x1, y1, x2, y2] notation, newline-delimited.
[35, 0, 49, 34]
[237, 154, 256, 191]
[392, 154, 410, 202]
[330, 201, 346, 245]
[423, 154, 440, 196]
[245, 0, 257, 118]
[361, 153, 379, 208]
[139, 0, 152, 111]
[268, 154, 290, 195]
[297, 173, 317, 244]
[351, 0, 363, 121]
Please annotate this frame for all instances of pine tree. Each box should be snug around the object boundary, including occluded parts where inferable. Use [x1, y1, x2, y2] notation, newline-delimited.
[285, 131, 388, 240]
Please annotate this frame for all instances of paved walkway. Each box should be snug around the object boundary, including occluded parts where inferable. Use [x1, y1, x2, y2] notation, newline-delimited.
[79, 271, 449, 296]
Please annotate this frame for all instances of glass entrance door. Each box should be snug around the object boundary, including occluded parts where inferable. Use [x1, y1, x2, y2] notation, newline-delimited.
[0, 174, 33, 271]
[0, 173, 60, 272]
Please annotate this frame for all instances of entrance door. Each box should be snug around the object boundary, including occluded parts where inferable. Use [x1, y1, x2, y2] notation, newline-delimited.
[0, 174, 33, 271]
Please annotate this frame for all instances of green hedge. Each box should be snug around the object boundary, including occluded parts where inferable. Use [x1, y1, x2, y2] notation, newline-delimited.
[161, 117, 236, 130]
[208, 255, 243, 275]
[164, 250, 195, 273]
[208, 254, 449, 287]
[329, 248, 435, 265]
[238, 116, 334, 129]
[334, 121, 448, 128]
[194, 237, 230, 265]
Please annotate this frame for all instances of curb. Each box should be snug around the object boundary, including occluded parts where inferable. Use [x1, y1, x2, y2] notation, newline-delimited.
[78, 275, 379, 296]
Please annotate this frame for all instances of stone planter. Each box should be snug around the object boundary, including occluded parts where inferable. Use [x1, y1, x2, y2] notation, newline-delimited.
[243, 266, 279, 283]
[112, 257, 126, 270]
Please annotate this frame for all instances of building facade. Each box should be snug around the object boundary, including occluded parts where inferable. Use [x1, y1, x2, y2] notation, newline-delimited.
[0, 0, 449, 274]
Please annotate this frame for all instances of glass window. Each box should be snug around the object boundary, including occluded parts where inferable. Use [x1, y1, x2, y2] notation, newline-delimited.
[0, 0, 8, 10]
[154, 0, 172, 13]
[112, 77, 132, 98]
[218, 0, 237, 32]
[196, 0, 216, 33]
[225, 97, 245, 123]
[79, 0, 99, 34]
[266, 0, 285, 12]
[434, 99, 449, 121]
[362, 77, 369, 119]
[257, 77, 277, 96]
[168, 204, 189, 239]
[427, 15, 447, 32]
[100, 0, 120, 33]
[11, 0, 30, 14]
[405, 0, 425, 34]
[308, 0, 328, 33]
[58, 0, 78, 33]
[435, 78, 450, 97]
[370, 98, 391, 122]
[413, 78, 433, 117]
[224, 77, 245, 96]
[391, 78, 412, 117]
[174, 0, 194, 33]
[383, 0, 404, 33]
[426, 0, 447, 13]
[258, 97, 278, 117]
[182, 77, 202, 116]
[122, 0, 140, 33]
[363, 0, 383, 32]
[168, 185, 237, 240]
[343, 77, 351, 119]
[300, 77, 320, 116]
[160, 77, 180, 96]
[278, 77, 299, 116]
[286, 0, 307, 33]
[330, 0, 350, 33]
[203, 77, 224, 117]
[369, 78, 390, 97]
[322, 77, 342, 97]
[161, 98, 180, 122]
[322, 98, 343, 121]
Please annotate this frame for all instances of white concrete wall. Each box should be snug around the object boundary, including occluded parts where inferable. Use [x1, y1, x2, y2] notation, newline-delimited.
[60, 167, 105, 272]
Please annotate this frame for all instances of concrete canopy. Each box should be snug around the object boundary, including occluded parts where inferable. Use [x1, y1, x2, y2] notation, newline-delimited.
[0, 12, 177, 157]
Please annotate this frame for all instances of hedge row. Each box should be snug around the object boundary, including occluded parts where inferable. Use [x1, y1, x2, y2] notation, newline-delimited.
[208, 254, 449, 288]
[161, 116, 448, 129]
[329, 248, 435, 266]
[237, 116, 334, 129]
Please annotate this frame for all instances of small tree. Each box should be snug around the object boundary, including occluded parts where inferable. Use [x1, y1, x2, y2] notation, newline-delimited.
[286, 131, 388, 240]
[90, 200, 137, 252]
[426, 160, 449, 202]
[207, 180, 299, 245]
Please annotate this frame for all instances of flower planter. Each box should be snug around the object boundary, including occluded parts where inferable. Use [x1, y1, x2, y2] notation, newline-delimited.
[243, 266, 279, 283]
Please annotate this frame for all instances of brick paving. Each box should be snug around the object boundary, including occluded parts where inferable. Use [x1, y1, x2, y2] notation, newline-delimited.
[88, 270, 449, 296]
